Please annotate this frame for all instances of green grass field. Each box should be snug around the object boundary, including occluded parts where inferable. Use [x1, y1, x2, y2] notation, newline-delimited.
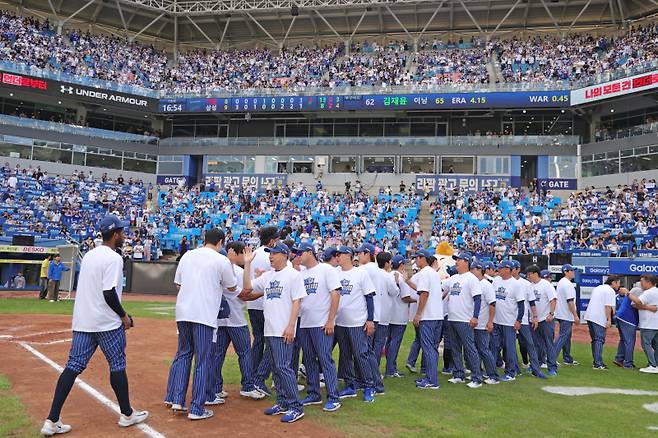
[2, 297, 658, 437]
[0, 374, 40, 438]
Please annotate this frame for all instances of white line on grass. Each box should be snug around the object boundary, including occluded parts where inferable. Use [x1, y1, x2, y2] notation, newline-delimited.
[542, 386, 658, 397]
[18, 342, 166, 438]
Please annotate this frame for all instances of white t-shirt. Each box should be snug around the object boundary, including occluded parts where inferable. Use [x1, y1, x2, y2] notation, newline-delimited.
[584, 284, 616, 328]
[218, 265, 248, 328]
[492, 277, 524, 326]
[247, 246, 272, 311]
[530, 279, 557, 322]
[412, 266, 443, 321]
[389, 271, 410, 325]
[477, 278, 496, 330]
[516, 277, 533, 325]
[335, 266, 376, 328]
[175, 247, 237, 329]
[639, 287, 658, 330]
[72, 245, 124, 332]
[555, 277, 577, 321]
[399, 271, 419, 322]
[444, 271, 482, 323]
[133, 244, 144, 260]
[251, 265, 307, 337]
[368, 266, 399, 325]
[300, 263, 341, 329]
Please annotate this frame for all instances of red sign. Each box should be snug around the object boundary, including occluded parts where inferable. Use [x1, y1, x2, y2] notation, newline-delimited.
[1, 73, 48, 90]
[571, 70, 658, 105]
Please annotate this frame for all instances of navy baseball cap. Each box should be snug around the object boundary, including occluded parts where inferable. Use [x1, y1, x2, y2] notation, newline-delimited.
[484, 262, 496, 271]
[562, 264, 579, 273]
[510, 260, 521, 269]
[218, 248, 228, 257]
[412, 249, 433, 259]
[446, 265, 458, 276]
[322, 247, 338, 260]
[498, 260, 514, 270]
[540, 269, 551, 278]
[471, 261, 484, 271]
[356, 243, 376, 256]
[98, 214, 129, 234]
[392, 255, 407, 269]
[519, 272, 527, 279]
[453, 252, 473, 262]
[265, 242, 290, 255]
[335, 246, 354, 255]
[296, 242, 316, 255]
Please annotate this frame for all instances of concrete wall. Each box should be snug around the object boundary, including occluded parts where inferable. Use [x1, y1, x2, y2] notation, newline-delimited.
[2, 156, 157, 184]
[581, 169, 658, 189]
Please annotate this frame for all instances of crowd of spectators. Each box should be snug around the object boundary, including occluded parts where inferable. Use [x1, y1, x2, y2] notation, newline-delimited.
[2, 9, 656, 94]
[490, 24, 658, 84]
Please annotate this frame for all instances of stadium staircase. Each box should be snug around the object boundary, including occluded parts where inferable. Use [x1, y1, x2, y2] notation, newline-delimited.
[488, 53, 503, 83]
[418, 199, 434, 238]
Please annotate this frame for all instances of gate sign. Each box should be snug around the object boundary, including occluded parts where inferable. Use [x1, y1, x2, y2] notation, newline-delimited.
[205, 173, 287, 191]
[538, 178, 577, 190]
[156, 175, 189, 186]
[609, 259, 658, 275]
[416, 175, 510, 194]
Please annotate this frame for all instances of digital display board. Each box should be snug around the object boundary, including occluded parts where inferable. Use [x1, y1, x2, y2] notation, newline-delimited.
[159, 90, 570, 113]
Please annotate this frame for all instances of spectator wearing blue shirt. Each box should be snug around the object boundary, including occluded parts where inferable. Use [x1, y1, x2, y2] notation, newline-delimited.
[47, 255, 70, 302]
[613, 285, 640, 369]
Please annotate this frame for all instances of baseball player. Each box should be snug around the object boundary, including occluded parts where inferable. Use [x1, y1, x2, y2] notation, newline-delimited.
[404, 249, 444, 389]
[613, 283, 640, 369]
[386, 255, 414, 378]
[165, 228, 237, 420]
[41, 215, 148, 436]
[547, 264, 581, 375]
[206, 241, 265, 404]
[333, 246, 379, 402]
[492, 260, 525, 381]
[511, 261, 546, 378]
[470, 261, 499, 384]
[240, 242, 307, 423]
[525, 265, 557, 370]
[248, 226, 280, 389]
[296, 242, 342, 411]
[443, 252, 484, 388]
[584, 275, 622, 369]
[356, 243, 388, 395]
[626, 274, 658, 373]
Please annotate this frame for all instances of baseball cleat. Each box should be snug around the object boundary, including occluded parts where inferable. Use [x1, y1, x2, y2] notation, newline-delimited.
[297, 384, 305, 392]
[338, 387, 357, 399]
[563, 360, 579, 366]
[467, 381, 482, 389]
[484, 378, 499, 385]
[188, 409, 214, 421]
[385, 371, 405, 378]
[301, 395, 323, 406]
[281, 410, 305, 423]
[240, 389, 266, 400]
[639, 366, 658, 374]
[118, 410, 149, 427]
[547, 370, 558, 377]
[40, 419, 72, 436]
[448, 377, 465, 384]
[323, 401, 342, 412]
[171, 404, 188, 413]
[593, 364, 608, 370]
[205, 396, 225, 405]
[500, 374, 516, 382]
[254, 385, 272, 397]
[415, 379, 439, 390]
[217, 391, 229, 398]
[363, 388, 375, 403]
[405, 363, 417, 373]
[264, 404, 286, 416]
[540, 363, 548, 369]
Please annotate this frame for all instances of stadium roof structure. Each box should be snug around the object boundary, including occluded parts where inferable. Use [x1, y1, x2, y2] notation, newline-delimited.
[4, 0, 658, 49]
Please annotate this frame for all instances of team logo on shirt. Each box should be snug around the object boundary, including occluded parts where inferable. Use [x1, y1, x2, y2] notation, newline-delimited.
[449, 282, 462, 296]
[265, 280, 283, 300]
[304, 277, 319, 295]
[339, 279, 352, 296]
[495, 287, 507, 300]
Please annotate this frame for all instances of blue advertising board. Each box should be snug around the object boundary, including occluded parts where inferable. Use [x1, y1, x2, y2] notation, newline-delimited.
[156, 175, 189, 185]
[637, 250, 658, 258]
[204, 173, 287, 192]
[608, 259, 658, 275]
[416, 175, 510, 194]
[159, 90, 571, 113]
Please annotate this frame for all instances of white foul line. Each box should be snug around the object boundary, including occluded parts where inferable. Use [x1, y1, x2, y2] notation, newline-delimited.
[24, 338, 72, 345]
[18, 342, 166, 438]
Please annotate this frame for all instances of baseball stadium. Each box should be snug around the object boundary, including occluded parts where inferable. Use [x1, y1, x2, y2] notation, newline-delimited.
[0, 0, 657, 436]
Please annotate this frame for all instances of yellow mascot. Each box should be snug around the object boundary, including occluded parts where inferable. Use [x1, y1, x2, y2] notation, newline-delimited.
[434, 241, 456, 280]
